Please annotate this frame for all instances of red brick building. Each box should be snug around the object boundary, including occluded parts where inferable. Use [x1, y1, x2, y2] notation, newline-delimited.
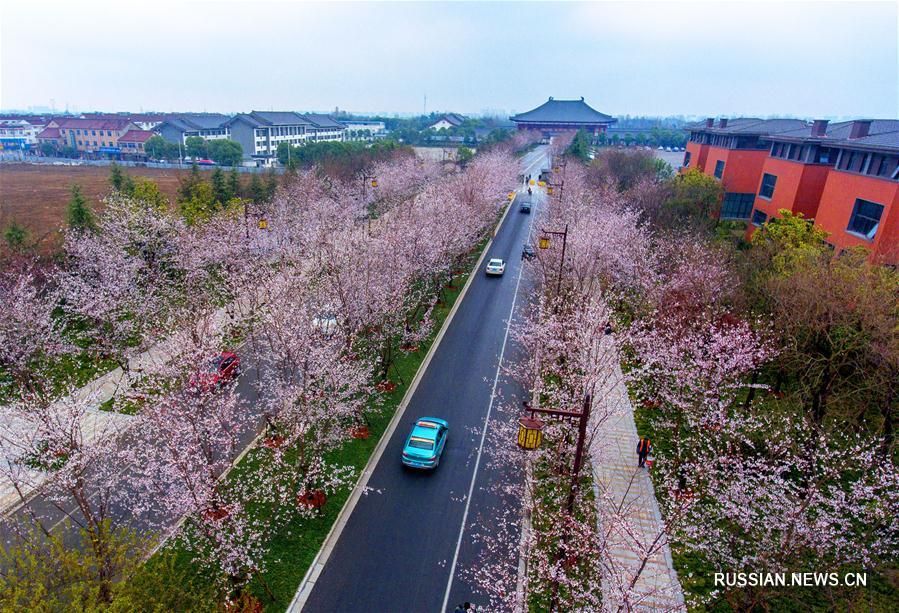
[685, 117, 899, 265]
[683, 118, 807, 219]
[801, 120, 899, 264]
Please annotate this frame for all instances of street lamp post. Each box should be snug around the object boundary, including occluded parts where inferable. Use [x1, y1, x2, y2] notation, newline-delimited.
[521, 393, 593, 612]
[538, 224, 569, 299]
[522, 393, 592, 514]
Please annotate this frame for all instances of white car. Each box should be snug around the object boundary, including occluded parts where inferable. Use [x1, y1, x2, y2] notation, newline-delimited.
[312, 313, 339, 337]
[485, 258, 506, 276]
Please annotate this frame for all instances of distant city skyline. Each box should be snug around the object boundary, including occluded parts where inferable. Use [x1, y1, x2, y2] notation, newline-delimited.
[2, 1, 897, 119]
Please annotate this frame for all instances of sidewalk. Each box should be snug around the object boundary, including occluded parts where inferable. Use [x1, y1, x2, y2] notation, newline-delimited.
[0, 301, 244, 515]
[590, 348, 685, 611]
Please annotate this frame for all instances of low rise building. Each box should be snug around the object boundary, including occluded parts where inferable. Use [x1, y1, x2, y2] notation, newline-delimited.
[684, 118, 808, 219]
[304, 114, 346, 142]
[0, 116, 47, 150]
[686, 116, 899, 265]
[117, 129, 156, 159]
[82, 112, 169, 130]
[154, 113, 232, 145]
[37, 117, 141, 157]
[227, 111, 312, 163]
[227, 111, 346, 163]
[343, 120, 387, 141]
[430, 113, 466, 131]
[510, 97, 616, 136]
[802, 121, 899, 264]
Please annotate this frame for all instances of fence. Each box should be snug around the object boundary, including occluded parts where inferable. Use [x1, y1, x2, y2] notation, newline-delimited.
[0, 153, 285, 174]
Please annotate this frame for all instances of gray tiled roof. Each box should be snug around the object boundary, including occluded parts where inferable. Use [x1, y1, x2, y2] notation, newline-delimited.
[303, 114, 345, 129]
[511, 97, 615, 124]
[249, 111, 312, 126]
[433, 113, 465, 127]
[691, 118, 809, 135]
[767, 119, 899, 152]
[162, 113, 231, 131]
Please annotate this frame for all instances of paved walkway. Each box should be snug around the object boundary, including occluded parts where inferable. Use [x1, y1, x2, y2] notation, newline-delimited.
[0, 300, 247, 514]
[589, 342, 685, 612]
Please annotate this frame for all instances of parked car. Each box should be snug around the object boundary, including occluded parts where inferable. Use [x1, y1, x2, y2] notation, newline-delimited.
[519, 202, 531, 214]
[193, 351, 240, 391]
[485, 258, 506, 276]
[522, 244, 536, 260]
[196, 158, 216, 166]
[402, 417, 449, 469]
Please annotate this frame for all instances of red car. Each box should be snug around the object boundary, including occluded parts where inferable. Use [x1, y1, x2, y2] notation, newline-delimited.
[193, 351, 240, 392]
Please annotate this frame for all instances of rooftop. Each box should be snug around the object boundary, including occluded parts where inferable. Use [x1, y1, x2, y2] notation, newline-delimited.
[160, 113, 232, 131]
[304, 113, 345, 129]
[511, 97, 615, 125]
[118, 129, 155, 143]
[432, 113, 466, 127]
[769, 119, 899, 152]
[51, 117, 137, 131]
[686, 118, 810, 135]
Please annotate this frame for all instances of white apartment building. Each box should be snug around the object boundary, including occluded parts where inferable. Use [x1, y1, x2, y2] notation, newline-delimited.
[343, 120, 387, 141]
[0, 116, 47, 150]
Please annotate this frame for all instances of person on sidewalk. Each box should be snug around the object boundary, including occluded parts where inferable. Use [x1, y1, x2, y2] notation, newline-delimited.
[637, 437, 651, 468]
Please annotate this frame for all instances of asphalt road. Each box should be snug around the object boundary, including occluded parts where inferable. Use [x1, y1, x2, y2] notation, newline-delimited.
[301, 147, 548, 612]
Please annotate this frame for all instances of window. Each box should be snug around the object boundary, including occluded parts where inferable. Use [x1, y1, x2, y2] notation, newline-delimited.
[759, 173, 777, 199]
[751, 209, 768, 226]
[683, 151, 691, 167]
[91, 130, 96, 136]
[720, 193, 755, 220]
[815, 147, 836, 165]
[714, 160, 725, 179]
[848, 151, 866, 172]
[847, 199, 883, 239]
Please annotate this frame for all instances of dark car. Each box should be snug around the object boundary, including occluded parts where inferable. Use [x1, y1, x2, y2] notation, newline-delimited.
[519, 202, 531, 214]
[522, 244, 536, 260]
[193, 351, 241, 392]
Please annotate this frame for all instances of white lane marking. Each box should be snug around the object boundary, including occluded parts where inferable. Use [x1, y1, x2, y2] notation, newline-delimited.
[440, 186, 536, 613]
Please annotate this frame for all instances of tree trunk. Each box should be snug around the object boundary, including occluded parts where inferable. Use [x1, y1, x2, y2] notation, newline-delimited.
[880, 382, 895, 459]
[810, 364, 831, 425]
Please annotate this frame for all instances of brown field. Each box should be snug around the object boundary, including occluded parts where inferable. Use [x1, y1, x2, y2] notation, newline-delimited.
[0, 163, 192, 253]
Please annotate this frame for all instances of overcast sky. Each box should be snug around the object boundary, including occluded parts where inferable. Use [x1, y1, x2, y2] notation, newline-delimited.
[2, 1, 897, 118]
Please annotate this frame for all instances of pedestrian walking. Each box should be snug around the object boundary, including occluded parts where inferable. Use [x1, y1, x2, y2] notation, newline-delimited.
[637, 437, 651, 468]
[454, 605, 465, 613]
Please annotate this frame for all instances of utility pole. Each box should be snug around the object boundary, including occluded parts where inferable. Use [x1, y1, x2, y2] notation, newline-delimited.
[566, 393, 592, 514]
[523, 393, 592, 514]
[539, 224, 569, 299]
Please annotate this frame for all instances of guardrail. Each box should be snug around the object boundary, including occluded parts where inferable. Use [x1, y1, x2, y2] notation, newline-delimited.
[0, 154, 285, 173]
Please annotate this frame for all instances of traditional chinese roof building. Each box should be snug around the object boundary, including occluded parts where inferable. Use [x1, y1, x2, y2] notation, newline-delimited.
[510, 97, 616, 136]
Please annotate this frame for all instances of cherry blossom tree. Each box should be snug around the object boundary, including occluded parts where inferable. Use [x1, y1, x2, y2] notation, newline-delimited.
[57, 194, 187, 378]
[0, 261, 66, 392]
[0, 384, 132, 602]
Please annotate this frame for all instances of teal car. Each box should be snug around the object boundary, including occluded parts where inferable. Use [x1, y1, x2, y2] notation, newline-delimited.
[401, 417, 449, 469]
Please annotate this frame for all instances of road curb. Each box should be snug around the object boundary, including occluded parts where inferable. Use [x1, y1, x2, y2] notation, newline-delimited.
[287, 192, 518, 612]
